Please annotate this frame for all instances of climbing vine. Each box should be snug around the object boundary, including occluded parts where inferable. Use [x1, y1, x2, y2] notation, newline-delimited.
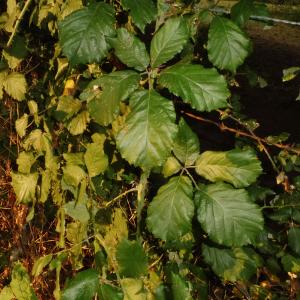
[1, 0, 300, 299]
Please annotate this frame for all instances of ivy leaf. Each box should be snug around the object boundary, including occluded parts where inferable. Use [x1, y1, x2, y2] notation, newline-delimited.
[173, 119, 200, 166]
[208, 16, 251, 73]
[288, 227, 300, 255]
[147, 176, 194, 242]
[32, 254, 53, 277]
[121, 0, 156, 33]
[98, 285, 123, 300]
[111, 28, 150, 71]
[62, 269, 99, 300]
[87, 71, 140, 126]
[159, 64, 229, 112]
[116, 239, 148, 278]
[116, 90, 177, 170]
[3, 72, 27, 101]
[84, 134, 108, 177]
[202, 245, 261, 281]
[15, 113, 28, 138]
[9, 262, 38, 300]
[195, 149, 262, 188]
[59, 2, 115, 65]
[171, 273, 193, 300]
[196, 182, 264, 247]
[150, 17, 189, 68]
[11, 172, 38, 204]
[67, 111, 90, 135]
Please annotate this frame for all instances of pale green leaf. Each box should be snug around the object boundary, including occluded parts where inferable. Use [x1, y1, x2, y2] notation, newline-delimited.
[121, 278, 147, 300]
[67, 111, 89, 135]
[23, 129, 44, 152]
[63, 201, 90, 223]
[59, 3, 115, 65]
[87, 71, 140, 126]
[28, 100, 39, 125]
[147, 176, 194, 242]
[84, 138, 108, 177]
[61, 0, 83, 20]
[3, 72, 27, 101]
[62, 269, 99, 300]
[195, 149, 262, 188]
[98, 285, 123, 300]
[171, 273, 192, 300]
[282, 67, 300, 82]
[162, 156, 181, 177]
[11, 172, 38, 204]
[151, 17, 189, 68]
[282, 254, 300, 274]
[117, 90, 177, 170]
[16, 151, 35, 174]
[40, 169, 51, 203]
[63, 164, 86, 187]
[202, 245, 261, 281]
[208, 16, 251, 73]
[111, 28, 149, 71]
[0, 286, 14, 300]
[196, 182, 264, 247]
[63, 152, 85, 166]
[159, 63, 229, 111]
[173, 119, 200, 166]
[15, 113, 28, 138]
[121, 0, 156, 33]
[32, 254, 53, 277]
[0, 71, 7, 99]
[288, 227, 300, 255]
[57, 96, 82, 120]
[116, 239, 148, 278]
[10, 262, 38, 300]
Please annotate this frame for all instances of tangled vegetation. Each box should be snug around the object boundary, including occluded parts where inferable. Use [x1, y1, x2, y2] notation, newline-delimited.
[0, 0, 300, 299]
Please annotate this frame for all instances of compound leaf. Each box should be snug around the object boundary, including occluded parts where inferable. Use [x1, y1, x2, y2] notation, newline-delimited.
[196, 182, 264, 247]
[87, 71, 140, 126]
[59, 2, 115, 65]
[173, 119, 200, 166]
[202, 245, 261, 281]
[121, 0, 156, 33]
[62, 269, 99, 300]
[116, 239, 148, 278]
[208, 16, 251, 73]
[111, 28, 149, 71]
[195, 149, 262, 188]
[159, 64, 229, 112]
[116, 90, 177, 170]
[150, 17, 189, 68]
[147, 176, 194, 242]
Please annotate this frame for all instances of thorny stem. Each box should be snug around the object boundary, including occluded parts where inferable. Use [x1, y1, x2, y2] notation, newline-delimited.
[7, 0, 33, 48]
[182, 111, 300, 156]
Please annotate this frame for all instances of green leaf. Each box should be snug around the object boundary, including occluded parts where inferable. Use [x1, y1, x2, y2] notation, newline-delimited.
[84, 135, 108, 177]
[11, 172, 38, 204]
[111, 28, 149, 71]
[196, 182, 264, 247]
[173, 119, 200, 166]
[98, 284, 123, 300]
[282, 254, 300, 274]
[0, 287, 14, 300]
[288, 227, 300, 255]
[87, 71, 140, 126]
[15, 114, 28, 138]
[9, 262, 38, 300]
[202, 245, 261, 281]
[162, 156, 181, 177]
[171, 273, 192, 300]
[62, 269, 99, 300]
[32, 254, 53, 277]
[121, 278, 148, 300]
[150, 17, 189, 68]
[195, 149, 262, 188]
[147, 176, 194, 242]
[67, 111, 89, 135]
[63, 152, 85, 166]
[16, 151, 35, 174]
[208, 16, 251, 73]
[116, 90, 177, 170]
[59, 2, 115, 65]
[63, 201, 90, 223]
[159, 64, 229, 112]
[231, 0, 254, 27]
[3, 72, 27, 101]
[116, 239, 148, 278]
[56, 96, 82, 120]
[282, 67, 300, 82]
[121, 0, 156, 33]
[40, 170, 51, 203]
[63, 164, 86, 187]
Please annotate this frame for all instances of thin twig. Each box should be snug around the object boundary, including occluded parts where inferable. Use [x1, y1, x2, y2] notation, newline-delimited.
[105, 187, 138, 208]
